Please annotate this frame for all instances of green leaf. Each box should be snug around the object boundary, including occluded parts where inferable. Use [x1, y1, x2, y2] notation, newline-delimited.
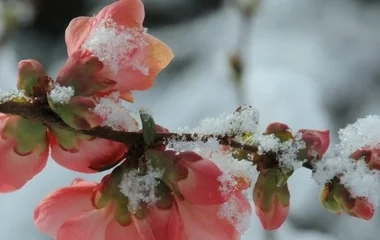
[140, 110, 156, 146]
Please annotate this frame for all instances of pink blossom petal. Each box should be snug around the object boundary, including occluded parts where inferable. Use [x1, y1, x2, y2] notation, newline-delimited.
[34, 181, 97, 238]
[174, 199, 241, 240]
[105, 219, 144, 240]
[0, 115, 48, 192]
[112, 34, 174, 94]
[95, 0, 144, 28]
[255, 198, 290, 230]
[50, 136, 127, 173]
[65, 17, 93, 56]
[177, 154, 227, 205]
[167, 207, 187, 240]
[137, 207, 174, 240]
[0, 143, 48, 192]
[57, 210, 110, 240]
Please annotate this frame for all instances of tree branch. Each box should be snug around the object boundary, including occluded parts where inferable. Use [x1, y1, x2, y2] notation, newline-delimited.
[0, 100, 259, 153]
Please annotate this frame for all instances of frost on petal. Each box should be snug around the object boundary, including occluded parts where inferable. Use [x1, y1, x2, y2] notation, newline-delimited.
[312, 115, 380, 207]
[0, 116, 49, 192]
[167, 138, 255, 198]
[113, 34, 174, 93]
[34, 181, 97, 238]
[118, 166, 163, 212]
[57, 210, 110, 240]
[217, 193, 252, 233]
[336, 115, 380, 157]
[50, 131, 127, 173]
[82, 18, 148, 78]
[65, 16, 93, 56]
[93, 92, 139, 131]
[49, 84, 75, 104]
[313, 156, 380, 206]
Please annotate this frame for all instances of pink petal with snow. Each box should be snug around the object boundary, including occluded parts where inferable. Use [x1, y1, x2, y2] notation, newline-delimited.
[111, 34, 174, 94]
[173, 194, 249, 240]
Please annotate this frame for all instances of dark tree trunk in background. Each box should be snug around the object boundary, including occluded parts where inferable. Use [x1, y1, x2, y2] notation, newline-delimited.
[30, 0, 87, 39]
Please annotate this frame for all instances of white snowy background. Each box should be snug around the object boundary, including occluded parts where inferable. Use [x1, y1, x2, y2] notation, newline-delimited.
[1, 0, 380, 239]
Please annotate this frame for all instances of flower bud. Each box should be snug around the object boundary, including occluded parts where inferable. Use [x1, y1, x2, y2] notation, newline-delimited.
[332, 179, 374, 220]
[265, 122, 293, 142]
[351, 148, 380, 170]
[298, 129, 330, 160]
[253, 170, 290, 230]
[17, 59, 50, 97]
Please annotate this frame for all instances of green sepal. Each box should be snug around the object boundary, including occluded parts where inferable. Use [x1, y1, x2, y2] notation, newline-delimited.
[140, 110, 157, 147]
[49, 126, 94, 152]
[2, 116, 48, 155]
[48, 95, 103, 130]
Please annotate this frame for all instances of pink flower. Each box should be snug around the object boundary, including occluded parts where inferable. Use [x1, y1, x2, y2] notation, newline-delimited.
[58, 0, 174, 102]
[0, 113, 127, 191]
[0, 114, 49, 192]
[34, 177, 178, 240]
[148, 150, 252, 239]
[170, 193, 250, 240]
[35, 150, 251, 240]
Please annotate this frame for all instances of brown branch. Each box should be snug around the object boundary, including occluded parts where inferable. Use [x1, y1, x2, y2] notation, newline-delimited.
[0, 100, 259, 153]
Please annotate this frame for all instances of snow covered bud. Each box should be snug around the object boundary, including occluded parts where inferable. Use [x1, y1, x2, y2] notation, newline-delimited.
[351, 148, 380, 170]
[331, 178, 374, 220]
[298, 129, 330, 161]
[253, 169, 290, 230]
[265, 122, 293, 142]
[17, 59, 51, 97]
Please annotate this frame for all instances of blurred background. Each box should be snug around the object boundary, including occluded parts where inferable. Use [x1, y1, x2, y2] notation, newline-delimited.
[1, 0, 380, 239]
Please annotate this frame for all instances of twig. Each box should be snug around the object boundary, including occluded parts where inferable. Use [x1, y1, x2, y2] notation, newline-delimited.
[0, 100, 259, 153]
